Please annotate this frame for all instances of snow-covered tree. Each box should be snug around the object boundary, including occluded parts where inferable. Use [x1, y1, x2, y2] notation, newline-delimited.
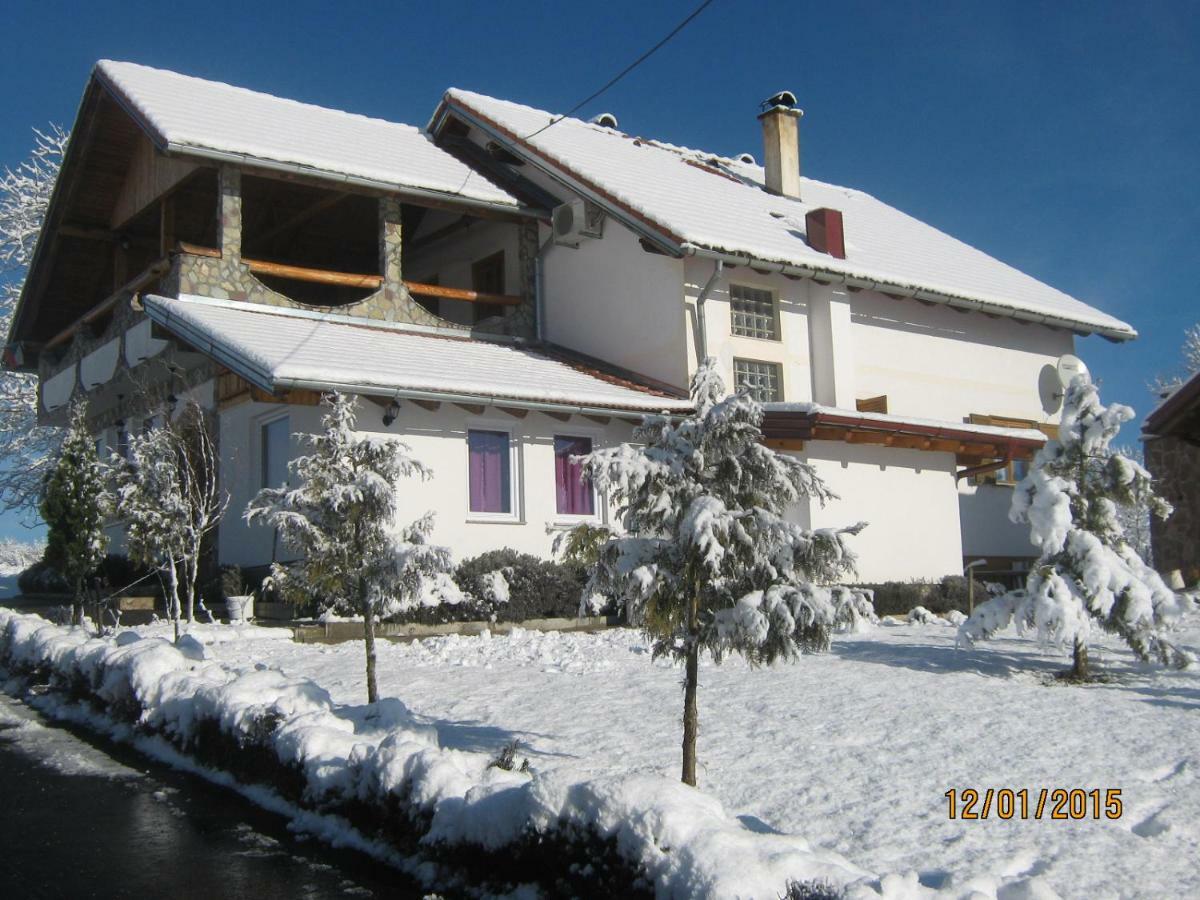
[39, 401, 108, 626]
[115, 400, 225, 642]
[1149, 322, 1200, 398]
[580, 359, 865, 786]
[1, 126, 69, 519]
[958, 375, 1190, 679]
[1111, 443, 1154, 562]
[246, 393, 452, 704]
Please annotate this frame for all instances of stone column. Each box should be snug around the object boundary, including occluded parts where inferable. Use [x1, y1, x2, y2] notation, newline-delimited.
[378, 196, 403, 316]
[219, 166, 243, 264]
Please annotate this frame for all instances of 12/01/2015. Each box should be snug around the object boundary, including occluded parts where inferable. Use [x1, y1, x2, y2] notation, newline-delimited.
[945, 788, 1123, 820]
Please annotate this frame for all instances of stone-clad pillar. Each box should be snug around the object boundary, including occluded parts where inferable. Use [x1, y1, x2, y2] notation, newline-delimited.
[379, 196, 403, 314]
[219, 166, 243, 264]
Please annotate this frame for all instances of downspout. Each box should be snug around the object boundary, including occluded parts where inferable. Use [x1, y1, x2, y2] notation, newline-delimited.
[694, 259, 723, 362]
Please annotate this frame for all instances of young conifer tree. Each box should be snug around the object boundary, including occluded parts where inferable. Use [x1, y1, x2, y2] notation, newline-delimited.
[581, 359, 865, 786]
[40, 401, 108, 627]
[958, 375, 1192, 678]
[246, 392, 452, 704]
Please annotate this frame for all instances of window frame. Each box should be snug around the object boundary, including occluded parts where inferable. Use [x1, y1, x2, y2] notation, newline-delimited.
[732, 357, 784, 403]
[729, 282, 780, 342]
[465, 422, 522, 523]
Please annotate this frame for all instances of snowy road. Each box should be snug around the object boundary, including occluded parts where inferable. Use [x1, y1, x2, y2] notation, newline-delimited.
[198, 619, 1200, 899]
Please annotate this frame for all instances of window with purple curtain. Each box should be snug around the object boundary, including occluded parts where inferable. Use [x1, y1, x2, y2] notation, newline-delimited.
[554, 435, 594, 516]
[468, 430, 511, 514]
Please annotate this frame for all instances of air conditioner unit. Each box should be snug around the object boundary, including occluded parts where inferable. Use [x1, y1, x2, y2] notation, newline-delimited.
[552, 198, 605, 246]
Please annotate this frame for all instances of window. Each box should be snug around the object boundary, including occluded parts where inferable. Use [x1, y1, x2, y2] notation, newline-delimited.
[471, 251, 506, 322]
[733, 359, 783, 402]
[116, 427, 129, 462]
[261, 416, 290, 488]
[730, 284, 778, 340]
[468, 429, 512, 515]
[554, 436, 594, 516]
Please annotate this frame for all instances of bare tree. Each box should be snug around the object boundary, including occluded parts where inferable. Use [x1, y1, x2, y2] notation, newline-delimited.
[1, 126, 69, 520]
[115, 400, 226, 641]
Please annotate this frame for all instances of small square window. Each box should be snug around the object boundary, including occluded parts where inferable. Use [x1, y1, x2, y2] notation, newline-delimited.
[468, 429, 512, 514]
[733, 359, 783, 403]
[554, 435, 594, 516]
[730, 284, 778, 340]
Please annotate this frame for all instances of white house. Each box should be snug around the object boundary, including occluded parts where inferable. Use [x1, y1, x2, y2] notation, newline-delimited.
[5, 61, 1136, 584]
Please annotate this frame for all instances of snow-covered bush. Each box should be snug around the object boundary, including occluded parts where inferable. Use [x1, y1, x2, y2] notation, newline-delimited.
[246, 392, 452, 703]
[958, 375, 1192, 677]
[906, 606, 940, 626]
[453, 549, 591, 622]
[0, 538, 43, 575]
[40, 401, 109, 626]
[581, 358, 864, 785]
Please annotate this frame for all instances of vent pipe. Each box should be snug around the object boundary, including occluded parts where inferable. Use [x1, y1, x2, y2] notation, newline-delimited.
[758, 91, 803, 199]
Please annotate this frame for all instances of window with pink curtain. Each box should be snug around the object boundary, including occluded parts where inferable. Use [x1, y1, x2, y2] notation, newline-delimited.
[468, 429, 511, 514]
[554, 435, 594, 516]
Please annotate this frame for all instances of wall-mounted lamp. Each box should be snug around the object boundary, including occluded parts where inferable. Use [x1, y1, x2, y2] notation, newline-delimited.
[382, 399, 400, 427]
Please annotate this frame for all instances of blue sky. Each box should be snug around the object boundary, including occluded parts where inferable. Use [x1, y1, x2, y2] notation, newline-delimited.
[2, 0, 1197, 540]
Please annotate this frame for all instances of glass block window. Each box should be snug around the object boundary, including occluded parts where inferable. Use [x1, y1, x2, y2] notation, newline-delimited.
[730, 284, 778, 340]
[733, 359, 783, 402]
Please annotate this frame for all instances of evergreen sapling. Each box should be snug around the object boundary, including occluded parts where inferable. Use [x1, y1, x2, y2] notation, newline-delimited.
[246, 392, 452, 704]
[579, 359, 867, 786]
[958, 375, 1192, 677]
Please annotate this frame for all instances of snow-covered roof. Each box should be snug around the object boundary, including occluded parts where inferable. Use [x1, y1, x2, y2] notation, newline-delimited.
[95, 61, 521, 211]
[1144, 369, 1200, 439]
[142, 295, 691, 414]
[441, 90, 1135, 341]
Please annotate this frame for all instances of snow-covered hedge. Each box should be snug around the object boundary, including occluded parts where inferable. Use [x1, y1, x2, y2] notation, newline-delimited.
[0, 610, 879, 898]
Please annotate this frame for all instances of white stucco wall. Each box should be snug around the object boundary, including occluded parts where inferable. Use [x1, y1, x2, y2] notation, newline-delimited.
[542, 220, 688, 391]
[796, 442, 965, 583]
[217, 396, 636, 568]
[850, 290, 1075, 425]
[683, 257, 813, 403]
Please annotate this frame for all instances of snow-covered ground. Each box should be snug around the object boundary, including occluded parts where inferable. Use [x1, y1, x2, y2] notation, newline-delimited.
[176, 617, 1200, 899]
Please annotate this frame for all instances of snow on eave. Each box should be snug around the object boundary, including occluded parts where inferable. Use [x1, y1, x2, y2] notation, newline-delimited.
[142, 294, 692, 415]
[1143, 369, 1200, 436]
[441, 89, 1136, 343]
[92, 61, 525, 215]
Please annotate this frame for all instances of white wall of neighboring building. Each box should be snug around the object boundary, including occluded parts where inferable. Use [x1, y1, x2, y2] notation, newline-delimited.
[542, 219, 689, 392]
[795, 442, 965, 582]
[217, 395, 636, 569]
[959, 483, 1037, 560]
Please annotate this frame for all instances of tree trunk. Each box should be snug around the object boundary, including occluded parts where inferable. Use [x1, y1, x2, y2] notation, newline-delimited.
[681, 584, 700, 787]
[72, 576, 84, 628]
[360, 577, 378, 705]
[1072, 638, 1090, 680]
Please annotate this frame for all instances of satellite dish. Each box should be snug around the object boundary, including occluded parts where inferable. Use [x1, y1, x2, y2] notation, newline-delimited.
[1055, 354, 1090, 388]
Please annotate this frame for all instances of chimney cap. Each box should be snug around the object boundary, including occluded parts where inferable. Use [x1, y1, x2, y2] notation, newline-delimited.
[760, 90, 798, 111]
[589, 112, 619, 129]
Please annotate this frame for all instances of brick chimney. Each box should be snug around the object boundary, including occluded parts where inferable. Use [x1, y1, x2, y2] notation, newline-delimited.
[758, 92, 803, 199]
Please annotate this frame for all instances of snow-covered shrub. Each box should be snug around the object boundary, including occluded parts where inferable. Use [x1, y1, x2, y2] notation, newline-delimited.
[17, 558, 70, 595]
[959, 375, 1191, 677]
[906, 606, 941, 626]
[246, 392, 452, 703]
[451, 549, 591, 623]
[0, 538, 43, 575]
[581, 358, 864, 785]
[861, 575, 986, 618]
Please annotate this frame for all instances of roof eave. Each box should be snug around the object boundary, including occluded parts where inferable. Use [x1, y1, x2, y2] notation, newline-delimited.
[680, 244, 1137, 343]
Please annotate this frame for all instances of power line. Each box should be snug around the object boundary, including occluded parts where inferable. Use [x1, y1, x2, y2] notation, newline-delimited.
[522, 0, 718, 140]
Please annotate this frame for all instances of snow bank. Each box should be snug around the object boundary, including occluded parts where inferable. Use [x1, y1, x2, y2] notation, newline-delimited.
[0, 610, 876, 898]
